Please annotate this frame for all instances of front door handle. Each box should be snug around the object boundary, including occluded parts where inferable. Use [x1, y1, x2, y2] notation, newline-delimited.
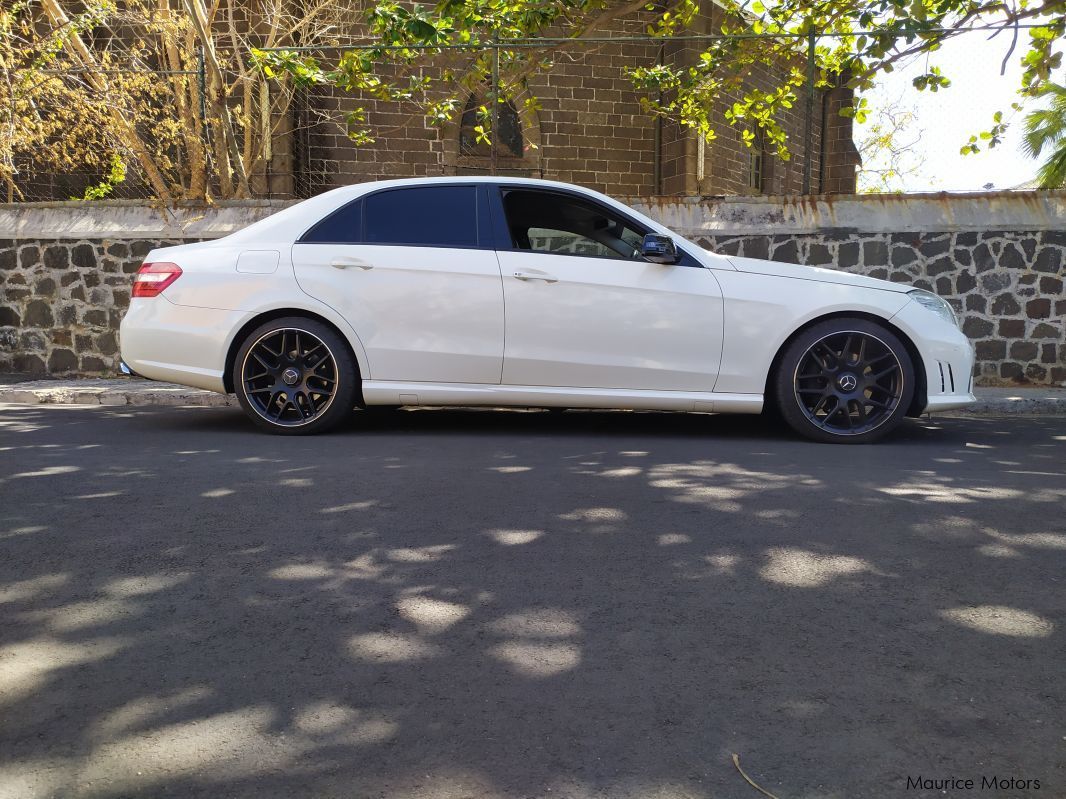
[330, 257, 373, 270]
[513, 270, 558, 283]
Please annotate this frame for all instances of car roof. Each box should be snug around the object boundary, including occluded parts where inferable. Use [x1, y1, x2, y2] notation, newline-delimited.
[332, 175, 599, 197]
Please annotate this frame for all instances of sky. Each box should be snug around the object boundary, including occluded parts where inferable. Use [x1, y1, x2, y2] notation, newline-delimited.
[856, 32, 1060, 192]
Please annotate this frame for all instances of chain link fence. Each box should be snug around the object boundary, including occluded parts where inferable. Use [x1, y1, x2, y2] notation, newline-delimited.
[3, 25, 1052, 203]
[3, 58, 206, 202]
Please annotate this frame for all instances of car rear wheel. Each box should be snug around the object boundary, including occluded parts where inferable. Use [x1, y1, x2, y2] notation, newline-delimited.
[233, 317, 358, 435]
[773, 318, 915, 444]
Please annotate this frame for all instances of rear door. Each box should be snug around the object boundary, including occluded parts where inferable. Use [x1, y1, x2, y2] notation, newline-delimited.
[291, 184, 504, 384]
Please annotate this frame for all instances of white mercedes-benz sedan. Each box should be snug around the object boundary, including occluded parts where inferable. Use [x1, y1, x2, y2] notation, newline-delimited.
[120, 177, 975, 442]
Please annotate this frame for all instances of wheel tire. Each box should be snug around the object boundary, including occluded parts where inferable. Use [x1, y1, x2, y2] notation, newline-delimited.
[233, 317, 358, 435]
[773, 318, 916, 444]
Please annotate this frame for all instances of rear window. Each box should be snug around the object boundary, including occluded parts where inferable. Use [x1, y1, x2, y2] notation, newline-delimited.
[364, 186, 478, 248]
[300, 199, 363, 244]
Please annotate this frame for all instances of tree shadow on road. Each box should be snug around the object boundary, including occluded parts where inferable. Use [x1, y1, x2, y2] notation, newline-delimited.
[0, 406, 1064, 798]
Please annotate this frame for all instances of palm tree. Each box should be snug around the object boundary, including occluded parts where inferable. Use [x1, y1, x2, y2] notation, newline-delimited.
[1022, 82, 1066, 189]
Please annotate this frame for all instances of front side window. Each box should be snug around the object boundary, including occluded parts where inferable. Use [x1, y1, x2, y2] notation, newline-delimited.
[365, 186, 478, 247]
[503, 190, 647, 261]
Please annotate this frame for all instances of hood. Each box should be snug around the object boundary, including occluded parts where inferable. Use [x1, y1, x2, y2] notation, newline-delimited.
[722, 254, 911, 293]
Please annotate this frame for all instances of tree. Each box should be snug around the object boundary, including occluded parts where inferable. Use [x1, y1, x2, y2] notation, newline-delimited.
[0, 0, 353, 202]
[1021, 81, 1066, 188]
[0, 0, 126, 202]
[856, 94, 927, 192]
[257, 0, 1066, 166]
[6, 0, 1063, 201]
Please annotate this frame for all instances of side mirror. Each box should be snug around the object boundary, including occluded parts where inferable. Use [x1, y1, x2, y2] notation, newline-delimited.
[641, 233, 679, 264]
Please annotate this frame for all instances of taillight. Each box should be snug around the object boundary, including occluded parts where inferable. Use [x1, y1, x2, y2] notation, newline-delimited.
[132, 262, 183, 298]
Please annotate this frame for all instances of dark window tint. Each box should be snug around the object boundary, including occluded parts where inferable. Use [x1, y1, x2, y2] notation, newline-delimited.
[365, 186, 478, 247]
[301, 199, 363, 243]
[503, 190, 647, 260]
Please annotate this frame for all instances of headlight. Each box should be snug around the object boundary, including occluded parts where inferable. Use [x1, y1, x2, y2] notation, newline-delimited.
[908, 289, 959, 328]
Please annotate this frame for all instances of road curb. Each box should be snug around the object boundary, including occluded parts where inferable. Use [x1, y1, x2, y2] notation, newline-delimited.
[2, 379, 1065, 416]
[0, 379, 235, 408]
[948, 396, 1066, 416]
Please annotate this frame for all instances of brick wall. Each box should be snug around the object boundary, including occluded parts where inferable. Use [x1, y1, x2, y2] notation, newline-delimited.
[821, 79, 861, 195]
[294, 3, 852, 198]
[296, 19, 666, 197]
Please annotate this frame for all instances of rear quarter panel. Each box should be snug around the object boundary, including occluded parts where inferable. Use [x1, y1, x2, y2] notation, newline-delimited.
[138, 240, 372, 382]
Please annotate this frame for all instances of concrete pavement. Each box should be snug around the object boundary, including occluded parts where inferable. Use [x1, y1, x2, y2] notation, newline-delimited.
[1, 404, 1064, 798]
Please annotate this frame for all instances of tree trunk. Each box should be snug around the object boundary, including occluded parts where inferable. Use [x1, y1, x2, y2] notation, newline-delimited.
[159, 0, 206, 199]
[183, 0, 252, 197]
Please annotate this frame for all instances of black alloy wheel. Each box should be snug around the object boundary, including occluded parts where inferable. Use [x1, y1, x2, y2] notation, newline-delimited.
[774, 318, 916, 444]
[234, 317, 358, 435]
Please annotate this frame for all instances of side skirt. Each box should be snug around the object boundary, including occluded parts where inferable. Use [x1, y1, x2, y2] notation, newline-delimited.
[361, 381, 763, 414]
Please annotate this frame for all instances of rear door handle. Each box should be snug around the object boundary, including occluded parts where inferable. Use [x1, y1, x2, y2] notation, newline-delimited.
[330, 257, 373, 270]
[513, 270, 557, 283]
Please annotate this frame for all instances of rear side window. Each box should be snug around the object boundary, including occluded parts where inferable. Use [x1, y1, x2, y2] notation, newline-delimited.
[365, 186, 478, 247]
[301, 199, 363, 244]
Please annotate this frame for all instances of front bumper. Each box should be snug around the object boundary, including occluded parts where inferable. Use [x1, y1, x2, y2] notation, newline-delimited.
[922, 353, 976, 412]
[891, 299, 976, 414]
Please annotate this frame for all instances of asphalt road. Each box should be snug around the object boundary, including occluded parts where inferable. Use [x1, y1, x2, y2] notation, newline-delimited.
[1, 405, 1064, 799]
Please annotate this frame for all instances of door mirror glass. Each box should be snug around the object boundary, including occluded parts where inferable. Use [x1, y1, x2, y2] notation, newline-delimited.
[641, 234, 679, 264]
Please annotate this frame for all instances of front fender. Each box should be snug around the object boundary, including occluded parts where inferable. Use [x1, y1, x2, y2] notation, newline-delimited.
[711, 270, 912, 395]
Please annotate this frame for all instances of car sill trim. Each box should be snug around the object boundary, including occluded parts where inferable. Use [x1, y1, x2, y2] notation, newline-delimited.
[362, 380, 763, 414]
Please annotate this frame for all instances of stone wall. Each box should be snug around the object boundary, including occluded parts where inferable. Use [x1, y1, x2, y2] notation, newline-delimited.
[0, 202, 286, 376]
[1, 237, 152, 374]
[1, 192, 1064, 385]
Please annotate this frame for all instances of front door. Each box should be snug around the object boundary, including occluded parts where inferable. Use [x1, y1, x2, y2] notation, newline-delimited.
[292, 184, 504, 384]
[494, 187, 724, 392]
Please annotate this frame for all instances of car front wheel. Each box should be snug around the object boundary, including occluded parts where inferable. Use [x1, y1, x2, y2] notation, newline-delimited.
[233, 317, 358, 435]
[773, 318, 916, 444]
